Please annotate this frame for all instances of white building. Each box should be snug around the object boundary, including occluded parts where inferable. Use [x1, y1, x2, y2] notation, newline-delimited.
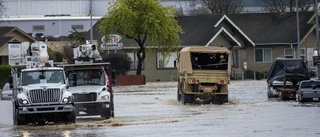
[0, 0, 260, 37]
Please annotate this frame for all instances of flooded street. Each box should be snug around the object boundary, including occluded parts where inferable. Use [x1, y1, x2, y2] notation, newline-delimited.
[1, 80, 320, 137]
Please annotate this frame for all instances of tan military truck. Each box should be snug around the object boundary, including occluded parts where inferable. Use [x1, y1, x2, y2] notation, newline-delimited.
[176, 47, 231, 104]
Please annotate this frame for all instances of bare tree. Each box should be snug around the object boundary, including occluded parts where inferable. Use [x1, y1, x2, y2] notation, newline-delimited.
[0, 0, 5, 17]
[258, 0, 314, 13]
[199, 0, 244, 14]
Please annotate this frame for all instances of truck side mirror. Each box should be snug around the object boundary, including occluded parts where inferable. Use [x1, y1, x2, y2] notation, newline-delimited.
[72, 73, 77, 86]
[174, 60, 177, 69]
[9, 76, 13, 89]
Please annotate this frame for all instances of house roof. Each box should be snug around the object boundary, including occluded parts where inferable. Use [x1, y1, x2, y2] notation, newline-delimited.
[0, 26, 36, 48]
[227, 12, 314, 45]
[176, 15, 223, 46]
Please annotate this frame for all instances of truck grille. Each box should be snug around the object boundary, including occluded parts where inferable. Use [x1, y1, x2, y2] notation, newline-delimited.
[73, 93, 97, 102]
[29, 88, 61, 103]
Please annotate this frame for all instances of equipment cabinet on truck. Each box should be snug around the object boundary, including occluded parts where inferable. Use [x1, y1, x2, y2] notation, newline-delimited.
[267, 58, 310, 100]
[176, 46, 231, 104]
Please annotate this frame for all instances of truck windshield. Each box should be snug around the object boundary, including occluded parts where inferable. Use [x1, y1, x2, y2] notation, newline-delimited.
[68, 69, 106, 86]
[190, 53, 228, 70]
[22, 70, 65, 85]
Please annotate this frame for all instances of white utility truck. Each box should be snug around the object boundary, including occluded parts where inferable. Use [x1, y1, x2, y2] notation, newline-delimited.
[8, 41, 75, 125]
[58, 42, 115, 119]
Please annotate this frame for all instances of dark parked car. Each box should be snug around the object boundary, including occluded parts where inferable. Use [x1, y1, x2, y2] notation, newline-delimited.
[296, 80, 320, 102]
[1, 83, 12, 100]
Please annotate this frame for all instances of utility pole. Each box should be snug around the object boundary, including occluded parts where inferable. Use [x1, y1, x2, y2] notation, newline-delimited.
[90, 0, 93, 43]
[315, 0, 320, 79]
[296, 0, 301, 58]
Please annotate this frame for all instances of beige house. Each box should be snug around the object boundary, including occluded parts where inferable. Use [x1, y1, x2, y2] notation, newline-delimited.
[0, 26, 36, 64]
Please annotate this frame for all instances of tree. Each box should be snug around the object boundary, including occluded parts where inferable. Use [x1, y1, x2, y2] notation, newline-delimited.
[103, 53, 131, 75]
[199, 0, 244, 14]
[99, 0, 183, 75]
[258, 0, 314, 13]
[0, 0, 5, 17]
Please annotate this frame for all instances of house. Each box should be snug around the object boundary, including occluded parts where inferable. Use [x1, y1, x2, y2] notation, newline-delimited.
[0, 26, 37, 65]
[89, 12, 319, 81]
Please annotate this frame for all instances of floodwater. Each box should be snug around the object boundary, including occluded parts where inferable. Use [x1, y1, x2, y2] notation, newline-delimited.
[0, 80, 320, 137]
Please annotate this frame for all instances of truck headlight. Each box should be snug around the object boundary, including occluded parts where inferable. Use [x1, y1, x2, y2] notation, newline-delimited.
[101, 95, 109, 100]
[19, 99, 29, 105]
[63, 96, 71, 103]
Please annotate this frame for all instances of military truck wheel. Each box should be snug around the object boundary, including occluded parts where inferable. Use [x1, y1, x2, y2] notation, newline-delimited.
[14, 108, 26, 125]
[177, 89, 181, 102]
[181, 93, 186, 104]
[178, 83, 183, 102]
[218, 95, 228, 104]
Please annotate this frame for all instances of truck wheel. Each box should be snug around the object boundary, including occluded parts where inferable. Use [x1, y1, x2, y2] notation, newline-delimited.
[65, 112, 76, 124]
[218, 95, 228, 104]
[178, 83, 183, 102]
[100, 109, 112, 119]
[181, 93, 186, 105]
[14, 108, 26, 125]
[177, 88, 181, 102]
[111, 97, 115, 117]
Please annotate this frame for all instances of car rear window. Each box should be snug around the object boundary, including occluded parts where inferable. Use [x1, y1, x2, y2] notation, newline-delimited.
[301, 82, 320, 88]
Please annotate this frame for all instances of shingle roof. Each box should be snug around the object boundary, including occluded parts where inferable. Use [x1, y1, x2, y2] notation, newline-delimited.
[0, 26, 15, 37]
[0, 26, 36, 48]
[177, 15, 223, 46]
[227, 12, 314, 44]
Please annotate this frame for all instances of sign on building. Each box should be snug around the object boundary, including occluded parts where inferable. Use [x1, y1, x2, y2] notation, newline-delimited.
[100, 34, 123, 50]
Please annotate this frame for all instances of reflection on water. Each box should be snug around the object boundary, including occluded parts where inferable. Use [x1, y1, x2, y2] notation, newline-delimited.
[63, 130, 71, 137]
[1, 81, 320, 137]
[22, 130, 29, 137]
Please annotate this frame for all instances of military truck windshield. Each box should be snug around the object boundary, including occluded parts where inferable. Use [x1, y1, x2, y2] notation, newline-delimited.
[22, 70, 65, 85]
[68, 69, 105, 86]
[191, 53, 228, 70]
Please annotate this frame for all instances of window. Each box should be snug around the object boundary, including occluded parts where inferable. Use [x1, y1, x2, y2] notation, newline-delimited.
[284, 48, 294, 58]
[157, 52, 177, 69]
[300, 48, 306, 61]
[71, 25, 84, 31]
[255, 48, 272, 62]
[32, 25, 45, 32]
[232, 50, 238, 67]
[126, 52, 143, 70]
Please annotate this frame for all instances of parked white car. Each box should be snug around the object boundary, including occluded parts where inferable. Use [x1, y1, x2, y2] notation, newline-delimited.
[1, 83, 12, 100]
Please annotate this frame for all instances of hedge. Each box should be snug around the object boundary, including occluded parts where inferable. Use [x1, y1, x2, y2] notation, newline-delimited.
[0, 65, 25, 88]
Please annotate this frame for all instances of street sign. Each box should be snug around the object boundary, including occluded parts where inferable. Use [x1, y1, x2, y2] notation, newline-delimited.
[313, 56, 320, 66]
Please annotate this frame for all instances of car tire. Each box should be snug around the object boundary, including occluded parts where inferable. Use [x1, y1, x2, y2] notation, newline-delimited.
[297, 94, 302, 102]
